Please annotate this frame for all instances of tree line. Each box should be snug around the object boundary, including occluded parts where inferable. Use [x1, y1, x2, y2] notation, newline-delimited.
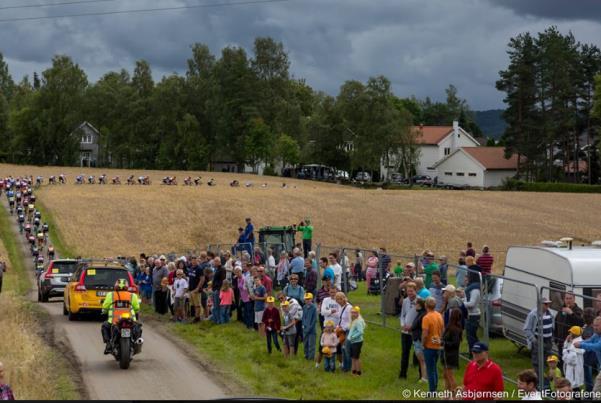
[497, 26, 601, 184]
[0, 37, 481, 177]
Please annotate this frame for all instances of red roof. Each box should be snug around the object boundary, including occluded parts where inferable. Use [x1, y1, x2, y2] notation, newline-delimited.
[413, 126, 453, 145]
[565, 161, 588, 173]
[462, 147, 518, 170]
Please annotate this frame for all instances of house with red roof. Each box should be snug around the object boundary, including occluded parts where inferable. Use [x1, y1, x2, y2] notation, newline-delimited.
[432, 146, 519, 187]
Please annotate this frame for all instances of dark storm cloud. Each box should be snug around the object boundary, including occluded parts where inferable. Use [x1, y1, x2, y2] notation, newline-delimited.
[489, 0, 601, 22]
[1, 0, 601, 109]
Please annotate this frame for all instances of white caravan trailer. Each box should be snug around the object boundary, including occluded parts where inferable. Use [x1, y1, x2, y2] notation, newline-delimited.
[501, 243, 601, 346]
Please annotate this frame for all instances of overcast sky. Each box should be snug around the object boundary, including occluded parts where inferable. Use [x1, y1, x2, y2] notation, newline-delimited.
[1, 0, 601, 110]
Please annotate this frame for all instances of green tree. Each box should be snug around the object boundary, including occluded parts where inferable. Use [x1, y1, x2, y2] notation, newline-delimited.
[274, 133, 300, 170]
[244, 118, 273, 173]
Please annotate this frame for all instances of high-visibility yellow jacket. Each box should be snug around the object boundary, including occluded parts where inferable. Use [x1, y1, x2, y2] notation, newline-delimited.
[102, 290, 140, 324]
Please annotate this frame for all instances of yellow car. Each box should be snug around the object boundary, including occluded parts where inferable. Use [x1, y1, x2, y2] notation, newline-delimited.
[63, 260, 138, 320]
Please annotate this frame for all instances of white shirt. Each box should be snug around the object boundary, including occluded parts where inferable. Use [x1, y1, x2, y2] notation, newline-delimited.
[174, 278, 188, 298]
[332, 263, 342, 290]
[267, 255, 276, 270]
[320, 296, 341, 324]
[563, 336, 584, 388]
[337, 303, 352, 331]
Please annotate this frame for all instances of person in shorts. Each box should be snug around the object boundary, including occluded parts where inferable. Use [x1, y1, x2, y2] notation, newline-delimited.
[348, 305, 365, 376]
[252, 276, 267, 335]
[411, 297, 428, 382]
[442, 307, 463, 393]
[173, 269, 188, 322]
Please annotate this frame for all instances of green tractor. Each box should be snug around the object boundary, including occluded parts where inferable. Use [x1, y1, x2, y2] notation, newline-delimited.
[258, 226, 296, 257]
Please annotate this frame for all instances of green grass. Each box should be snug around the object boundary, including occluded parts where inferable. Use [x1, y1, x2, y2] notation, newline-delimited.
[35, 199, 76, 258]
[0, 206, 29, 295]
[142, 281, 528, 400]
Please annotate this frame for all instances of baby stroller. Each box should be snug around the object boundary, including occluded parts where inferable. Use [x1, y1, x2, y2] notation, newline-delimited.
[367, 271, 391, 295]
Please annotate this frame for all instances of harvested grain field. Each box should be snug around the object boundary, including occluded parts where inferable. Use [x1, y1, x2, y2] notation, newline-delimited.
[2, 163, 601, 273]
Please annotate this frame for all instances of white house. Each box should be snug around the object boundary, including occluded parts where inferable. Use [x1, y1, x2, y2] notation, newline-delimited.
[380, 120, 480, 179]
[432, 147, 518, 188]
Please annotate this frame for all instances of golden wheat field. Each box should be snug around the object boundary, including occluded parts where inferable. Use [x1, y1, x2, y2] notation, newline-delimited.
[2, 163, 601, 273]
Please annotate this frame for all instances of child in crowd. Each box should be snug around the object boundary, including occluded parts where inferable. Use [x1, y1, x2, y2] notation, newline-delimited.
[173, 269, 188, 322]
[252, 276, 267, 335]
[348, 305, 365, 376]
[302, 293, 317, 361]
[281, 301, 301, 358]
[321, 320, 338, 372]
[546, 355, 562, 390]
[219, 280, 235, 324]
[137, 266, 152, 304]
[262, 296, 281, 353]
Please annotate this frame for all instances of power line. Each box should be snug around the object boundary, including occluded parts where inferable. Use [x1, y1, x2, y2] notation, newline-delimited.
[0, 0, 294, 23]
[0, 0, 117, 11]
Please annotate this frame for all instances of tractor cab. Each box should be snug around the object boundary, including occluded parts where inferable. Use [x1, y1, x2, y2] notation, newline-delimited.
[258, 226, 296, 257]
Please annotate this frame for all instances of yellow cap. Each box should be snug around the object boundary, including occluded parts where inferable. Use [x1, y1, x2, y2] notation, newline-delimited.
[304, 292, 313, 300]
[266, 296, 275, 303]
[322, 346, 331, 355]
[351, 306, 360, 313]
[281, 300, 290, 307]
[547, 355, 559, 362]
[325, 320, 335, 327]
[569, 326, 582, 336]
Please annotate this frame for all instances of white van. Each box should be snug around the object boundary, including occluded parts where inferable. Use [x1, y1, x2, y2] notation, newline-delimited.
[501, 243, 601, 347]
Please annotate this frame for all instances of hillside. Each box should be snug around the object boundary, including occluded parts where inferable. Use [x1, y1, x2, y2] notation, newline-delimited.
[3, 164, 601, 274]
[474, 109, 506, 140]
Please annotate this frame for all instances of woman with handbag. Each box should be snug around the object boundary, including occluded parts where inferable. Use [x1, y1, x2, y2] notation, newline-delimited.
[335, 292, 353, 371]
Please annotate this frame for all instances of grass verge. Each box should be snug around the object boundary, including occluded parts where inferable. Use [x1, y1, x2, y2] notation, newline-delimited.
[35, 198, 76, 258]
[142, 281, 528, 400]
[0, 205, 80, 400]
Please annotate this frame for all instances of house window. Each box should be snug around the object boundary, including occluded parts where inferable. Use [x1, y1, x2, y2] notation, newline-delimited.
[444, 147, 451, 156]
[468, 173, 477, 177]
[456, 172, 465, 176]
[81, 134, 92, 144]
[81, 151, 91, 159]
[444, 172, 452, 176]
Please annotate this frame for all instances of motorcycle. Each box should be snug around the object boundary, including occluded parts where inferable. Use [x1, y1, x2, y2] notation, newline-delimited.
[108, 311, 143, 369]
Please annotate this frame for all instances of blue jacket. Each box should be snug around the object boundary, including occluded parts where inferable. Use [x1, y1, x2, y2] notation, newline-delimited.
[580, 333, 601, 367]
[302, 303, 317, 335]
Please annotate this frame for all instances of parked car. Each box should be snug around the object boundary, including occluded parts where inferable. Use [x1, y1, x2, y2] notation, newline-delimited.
[355, 171, 372, 182]
[411, 175, 433, 186]
[38, 259, 79, 302]
[389, 173, 405, 184]
[336, 170, 350, 181]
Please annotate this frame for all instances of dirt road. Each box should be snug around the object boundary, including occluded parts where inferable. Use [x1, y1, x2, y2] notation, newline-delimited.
[1, 197, 228, 400]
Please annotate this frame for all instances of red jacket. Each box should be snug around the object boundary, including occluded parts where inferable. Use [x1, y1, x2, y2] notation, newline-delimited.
[262, 307, 281, 331]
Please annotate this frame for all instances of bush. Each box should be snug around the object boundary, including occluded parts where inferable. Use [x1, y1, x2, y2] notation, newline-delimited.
[263, 166, 278, 176]
[501, 178, 601, 193]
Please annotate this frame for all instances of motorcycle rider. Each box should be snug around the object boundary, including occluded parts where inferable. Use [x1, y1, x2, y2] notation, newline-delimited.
[101, 279, 142, 354]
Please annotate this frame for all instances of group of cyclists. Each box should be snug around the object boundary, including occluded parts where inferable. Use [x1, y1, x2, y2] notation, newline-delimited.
[1, 176, 54, 273]
[14, 174, 220, 187]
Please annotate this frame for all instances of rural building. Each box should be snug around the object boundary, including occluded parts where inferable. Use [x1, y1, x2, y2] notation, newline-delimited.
[73, 121, 101, 167]
[432, 146, 518, 188]
[380, 120, 480, 180]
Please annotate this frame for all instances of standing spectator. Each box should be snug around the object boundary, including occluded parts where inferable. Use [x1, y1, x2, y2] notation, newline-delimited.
[137, 266, 152, 304]
[289, 248, 305, 285]
[554, 292, 584, 371]
[211, 257, 226, 324]
[365, 251, 379, 292]
[243, 217, 255, 252]
[173, 269, 188, 322]
[266, 249, 276, 280]
[317, 287, 340, 368]
[316, 276, 331, 331]
[465, 256, 482, 287]
[235, 227, 246, 254]
[187, 256, 204, 323]
[152, 256, 169, 314]
[257, 266, 273, 296]
[581, 308, 598, 392]
[517, 369, 542, 400]
[219, 280, 235, 324]
[411, 298, 428, 383]
[456, 256, 467, 289]
[283, 274, 305, 305]
[463, 274, 481, 352]
[0, 362, 15, 400]
[546, 355, 562, 389]
[442, 308, 463, 394]
[328, 254, 343, 291]
[573, 316, 601, 393]
[459, 342, 504, 400]
[348, 306, 365, 376]
[428, 271, 444, 311]
[415, 278, 431, 300]
[235, 266, 253, 329]
[438, 256, 448, 285]
[261, 296, 281, 354]
[562, 326, 584, 392]
[252, 276, 267, 335]
[252, 247, 265, 266]
[321, 320, 338, 372]
[297, 220, 313, 258]
[281, 300, 301, 358]
[302, 293, 317, 361]
[399, 282, 418, 379]
[421, 297, 444, 393]
[379, 248, 391, 273]
[441, 285, 465, 325]
[421, 252, 438, 289]
[321, 257, 335, 283]
[354, 249, 364, 281]
[466, 242, 476, 258]
[0, 261, 6, 294]
[276, 251, 289, 289]
[393, 261, 403, 278]
[304, 258, 317, 296]
[335, 292, 353, 371]
[476, 245, 494, 277]
[524, 298, 554, 376]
